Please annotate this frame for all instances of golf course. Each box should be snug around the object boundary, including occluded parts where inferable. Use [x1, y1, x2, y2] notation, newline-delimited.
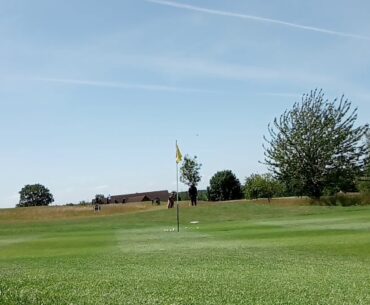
[1, 200, 370, 305]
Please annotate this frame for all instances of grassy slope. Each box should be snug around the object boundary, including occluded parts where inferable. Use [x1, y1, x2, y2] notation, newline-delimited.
[0, 201, 370, 305]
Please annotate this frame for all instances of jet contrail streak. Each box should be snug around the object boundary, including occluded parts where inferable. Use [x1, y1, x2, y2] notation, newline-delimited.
[31, 77, 216, 93]
[146, 0, 370, 41]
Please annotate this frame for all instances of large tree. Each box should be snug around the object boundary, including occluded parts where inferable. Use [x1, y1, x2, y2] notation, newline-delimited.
[17, 184, 54, 207]
[207, 170, 243, 201]
[264, 89, 368, 199]
[180, 155, 202, 186]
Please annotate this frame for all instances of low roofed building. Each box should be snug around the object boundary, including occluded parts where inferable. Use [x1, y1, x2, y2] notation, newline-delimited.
[104, 190, 169, 204]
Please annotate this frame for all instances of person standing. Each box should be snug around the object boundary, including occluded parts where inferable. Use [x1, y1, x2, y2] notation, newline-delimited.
[188, 184, 198, 206]
[167, 193, 175, 209]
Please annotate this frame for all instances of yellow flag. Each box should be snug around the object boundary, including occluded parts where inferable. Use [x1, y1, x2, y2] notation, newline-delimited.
[176, 143, 183, 164]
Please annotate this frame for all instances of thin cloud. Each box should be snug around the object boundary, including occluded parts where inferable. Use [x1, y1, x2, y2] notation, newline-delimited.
[146, 0, 370, 41]
[29, 77, 217, 94]
[106, 54, 331, 84]
[148, 56, 332, 84]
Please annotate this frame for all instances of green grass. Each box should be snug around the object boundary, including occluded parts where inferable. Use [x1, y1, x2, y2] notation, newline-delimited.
[1, 201, 370, 305]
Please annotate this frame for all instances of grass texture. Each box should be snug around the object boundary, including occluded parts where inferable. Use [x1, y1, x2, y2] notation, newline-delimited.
[0, 201, 370, 305]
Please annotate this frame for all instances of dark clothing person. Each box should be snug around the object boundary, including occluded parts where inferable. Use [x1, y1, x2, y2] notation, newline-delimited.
[188, 184, 198, 206]
[167, 194, 175, 209]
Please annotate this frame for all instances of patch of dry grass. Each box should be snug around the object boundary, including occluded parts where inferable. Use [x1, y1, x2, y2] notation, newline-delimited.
[208, 197, 312, 206]
[2, 194, 365, 224]
[0, 202, 165, 223]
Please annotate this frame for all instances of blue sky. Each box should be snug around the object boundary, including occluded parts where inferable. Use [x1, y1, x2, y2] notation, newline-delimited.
[1, 0, 369, 208]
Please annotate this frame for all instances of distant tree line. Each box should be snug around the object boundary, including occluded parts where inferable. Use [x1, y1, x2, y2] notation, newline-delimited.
[178, 190, 208, 201]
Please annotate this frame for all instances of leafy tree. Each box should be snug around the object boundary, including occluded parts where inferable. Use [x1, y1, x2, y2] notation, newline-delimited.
[94, 194, 106, 204]
[366, 131, 370, 175]
[358, 131, 370, 193]
[197, 190, 208, 201]
[244, 173, 286, 201]
[264, 89, 369, 199]
[207, 170, 243, 201]
[180, 155, 202, 187]
[17, 184, 54, 207]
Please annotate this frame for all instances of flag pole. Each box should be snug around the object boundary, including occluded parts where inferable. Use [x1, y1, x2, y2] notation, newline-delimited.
[176, 140, 180, 232]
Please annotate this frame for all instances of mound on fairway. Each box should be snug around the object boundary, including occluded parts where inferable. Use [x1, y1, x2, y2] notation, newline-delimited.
[0, 201, 370, 305]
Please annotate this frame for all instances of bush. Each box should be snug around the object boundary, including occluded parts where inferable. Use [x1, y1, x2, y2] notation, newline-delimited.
[310, 193, 370, 206]
[357, 178, 370, 193]
[178, 190, 208, 201]
[207, 170, 243, 201]
[244, 173, 286, 200]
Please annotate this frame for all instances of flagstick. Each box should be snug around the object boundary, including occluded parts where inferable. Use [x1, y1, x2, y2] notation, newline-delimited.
[176, 140, 180, 232]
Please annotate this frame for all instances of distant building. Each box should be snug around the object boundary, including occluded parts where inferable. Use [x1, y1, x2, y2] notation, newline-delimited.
[93, 190, 169, 204]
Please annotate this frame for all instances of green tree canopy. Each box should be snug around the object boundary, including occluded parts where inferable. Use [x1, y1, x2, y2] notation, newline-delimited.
[94, 194, 106, 204]
[180, 155, 202, 187]
[244, 173, 286, 200]
[358, 131, 370, 193]
[17, 184, 54, 207]
[264, 89, 369, 199]
[207, 170, 243, 201]
[366, 132, 370, 175]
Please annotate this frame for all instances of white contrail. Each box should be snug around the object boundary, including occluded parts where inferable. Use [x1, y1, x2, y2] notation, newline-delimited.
[30, 77, 216, 93]
[146, 0, 370, 41]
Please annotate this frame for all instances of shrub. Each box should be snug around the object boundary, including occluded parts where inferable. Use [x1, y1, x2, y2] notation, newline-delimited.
[310, 193, 370, 206]
[207, 170, 243, 201]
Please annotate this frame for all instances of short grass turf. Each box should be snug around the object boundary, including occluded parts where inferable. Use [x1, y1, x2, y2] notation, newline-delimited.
[0, 202, 370, 305]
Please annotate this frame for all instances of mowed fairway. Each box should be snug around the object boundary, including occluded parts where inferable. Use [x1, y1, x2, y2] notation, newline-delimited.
[1, 201, 370, 305]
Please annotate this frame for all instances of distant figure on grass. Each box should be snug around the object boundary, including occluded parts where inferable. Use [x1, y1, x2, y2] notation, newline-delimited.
[167, 193, 175, 209]
[189, 184, 198, 206]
